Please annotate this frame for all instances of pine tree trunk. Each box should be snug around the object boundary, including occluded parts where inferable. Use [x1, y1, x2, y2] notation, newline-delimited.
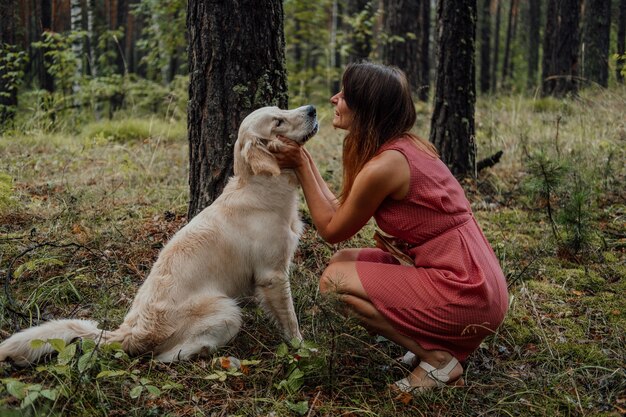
[39, 0, 54, 92]
[617, 0, 626, 83]
[491, 0, 501, 92]
[430, 0, 477, 177]
[542, 0, 581, 96]
[417, 0, 430, 101]
[347, 0, 373, 62]
[501, 0, 515, 84]
[527, 0, 540, 90]
[479, 0, 491, 93]
[70, 0, 82, 101]
[0, 0, 18, 126]
[116, 0, 128, 75]
[187, 0, 288, 219]
[582, 0, 610, 87]
[87, 0, 97, 77]
[382, 0, 421, 96]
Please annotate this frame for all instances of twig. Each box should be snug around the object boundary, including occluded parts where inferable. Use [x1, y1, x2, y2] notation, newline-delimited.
[306, 390, 322, 417]
[477, 150, 504, 172]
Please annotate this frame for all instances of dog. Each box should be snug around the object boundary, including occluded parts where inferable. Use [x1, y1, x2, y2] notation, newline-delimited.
[0, 105, 318, 365]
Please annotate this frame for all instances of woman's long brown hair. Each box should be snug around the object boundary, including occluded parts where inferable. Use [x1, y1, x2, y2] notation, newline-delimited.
[339, 62, 438, 202]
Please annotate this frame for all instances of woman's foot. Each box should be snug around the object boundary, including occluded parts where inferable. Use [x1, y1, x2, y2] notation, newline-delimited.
[394, 357, 464, 392]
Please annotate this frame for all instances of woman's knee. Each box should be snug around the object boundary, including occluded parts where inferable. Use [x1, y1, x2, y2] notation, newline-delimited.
[329, 248, 361, 264]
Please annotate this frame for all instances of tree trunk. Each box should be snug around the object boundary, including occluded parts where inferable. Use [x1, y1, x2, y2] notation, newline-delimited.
[581, 0, 610, 87]
[479, 0, 491, 93]
[346, 0, 374, 63]
[115, 0, 128, 75]
[70, 0, 82, 101]
[617, 0, 625, 83]
[39, 0, 54, 92]
[501, 0, 516, 85]
[491, 0, 501, 92]
[0, 0, 18, 126]
[381, 0, 421, 96]
[187, 0, 288, 219]
[542, 0, 581, 97]
[417, 0, 430, 101]
[430, 0, 477, 177]
[527, 0, 540, 90]
[87, 0, 97, 77]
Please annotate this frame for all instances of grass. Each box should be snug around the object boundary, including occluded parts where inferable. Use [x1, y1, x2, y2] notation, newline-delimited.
[1, 86, 625, 416]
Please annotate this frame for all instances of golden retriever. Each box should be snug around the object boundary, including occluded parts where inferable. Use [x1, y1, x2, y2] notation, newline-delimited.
[0, 105, 318, 365]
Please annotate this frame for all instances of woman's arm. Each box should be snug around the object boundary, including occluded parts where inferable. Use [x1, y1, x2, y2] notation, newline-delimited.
[301, 147, 339, 210]
[272, 139, 409, 244]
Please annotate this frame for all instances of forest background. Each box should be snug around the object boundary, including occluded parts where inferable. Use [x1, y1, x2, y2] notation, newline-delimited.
[0, 0, 625, 416]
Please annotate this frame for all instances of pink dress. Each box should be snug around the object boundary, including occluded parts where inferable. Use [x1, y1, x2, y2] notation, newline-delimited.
[357, 137, 509, 361]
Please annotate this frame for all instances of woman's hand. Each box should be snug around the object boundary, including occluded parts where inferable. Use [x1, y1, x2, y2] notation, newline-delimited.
[270, 136, 306, 170]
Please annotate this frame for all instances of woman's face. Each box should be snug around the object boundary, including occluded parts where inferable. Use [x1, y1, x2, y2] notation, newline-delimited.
[330, 90, 354, 130]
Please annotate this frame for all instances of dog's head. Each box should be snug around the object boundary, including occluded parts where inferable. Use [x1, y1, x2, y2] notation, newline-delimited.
[234, 105, 318, 178]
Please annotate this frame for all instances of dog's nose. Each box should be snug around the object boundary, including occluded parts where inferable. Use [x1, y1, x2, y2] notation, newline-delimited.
[306, 105, 316, 118]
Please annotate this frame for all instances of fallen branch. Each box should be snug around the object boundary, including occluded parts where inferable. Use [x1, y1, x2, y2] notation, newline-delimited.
[477, 150, 504, 172]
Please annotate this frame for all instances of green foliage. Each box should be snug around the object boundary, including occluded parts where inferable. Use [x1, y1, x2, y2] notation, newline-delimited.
[274, 338, 323, 395]
[284, 0, 334, 106]
[131, 0, 188, 84]
[612, 53, 626, 78]
[33, 31, 86, 95]
[0, 43, 28, 128]
[0, 172, 17, 214]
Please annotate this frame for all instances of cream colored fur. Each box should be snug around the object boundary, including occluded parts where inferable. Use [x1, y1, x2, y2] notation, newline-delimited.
[0, 105, 318, 365]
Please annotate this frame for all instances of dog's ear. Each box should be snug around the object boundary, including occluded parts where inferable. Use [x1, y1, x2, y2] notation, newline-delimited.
[241, 137, 281, 177]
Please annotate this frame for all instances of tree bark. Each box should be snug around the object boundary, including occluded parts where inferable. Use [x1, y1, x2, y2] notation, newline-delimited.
[581, 0, 610, 87]
[430, 0, 477, 177]
[187, 0, 288, 219]
[70, 0, 83, 101]
[381, 0, 421, 96]
[491, 0, 501, 92]
[617, 0, 626, 83]
[542, 0, 581, 97]
[39, 0, 54, 92]
[527, 0, 540, 90]
[417, 0, 430, 101]
[479, 0, 491, 93]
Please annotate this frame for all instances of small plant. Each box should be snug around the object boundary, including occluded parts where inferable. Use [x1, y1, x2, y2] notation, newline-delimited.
[524, 150, 566, 242]
[274, 338, 322, 395]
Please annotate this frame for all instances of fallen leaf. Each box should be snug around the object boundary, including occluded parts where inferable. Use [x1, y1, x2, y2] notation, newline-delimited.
[395, 391, 413, 404]
[219, 357, 230, 369]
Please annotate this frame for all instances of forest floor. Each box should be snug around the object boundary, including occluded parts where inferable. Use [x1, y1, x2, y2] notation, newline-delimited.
[0, 88, 625, 416]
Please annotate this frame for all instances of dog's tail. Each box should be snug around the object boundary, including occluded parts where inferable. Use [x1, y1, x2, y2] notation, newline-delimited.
[0, 319, 113, 366]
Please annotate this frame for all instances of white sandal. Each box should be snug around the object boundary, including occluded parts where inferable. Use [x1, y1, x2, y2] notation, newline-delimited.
[396, 351, 419, 368]
[394, 357, 464, 392]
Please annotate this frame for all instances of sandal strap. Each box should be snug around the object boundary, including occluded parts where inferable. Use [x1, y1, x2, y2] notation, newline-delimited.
[418, 357, 459, 385]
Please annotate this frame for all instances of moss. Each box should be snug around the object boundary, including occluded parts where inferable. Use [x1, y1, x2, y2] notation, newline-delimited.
[554, 342, 609, 366]
[545, 266, 607, 293]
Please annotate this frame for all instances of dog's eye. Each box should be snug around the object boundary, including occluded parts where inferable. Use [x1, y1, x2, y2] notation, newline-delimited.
[275, 119, 284, 127]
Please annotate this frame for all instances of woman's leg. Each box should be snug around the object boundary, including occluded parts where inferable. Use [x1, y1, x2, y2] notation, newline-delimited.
[321, 257, 463, 387]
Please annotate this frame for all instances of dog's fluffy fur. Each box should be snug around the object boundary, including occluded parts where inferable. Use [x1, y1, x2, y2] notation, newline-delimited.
[0, 105, 318, 365]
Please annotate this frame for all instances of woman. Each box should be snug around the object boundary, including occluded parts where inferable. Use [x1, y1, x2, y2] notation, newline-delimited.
[272, 62, 508, 391]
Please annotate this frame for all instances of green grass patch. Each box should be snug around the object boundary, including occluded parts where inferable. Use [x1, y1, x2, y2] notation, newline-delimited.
[81, 117, 186, 144]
